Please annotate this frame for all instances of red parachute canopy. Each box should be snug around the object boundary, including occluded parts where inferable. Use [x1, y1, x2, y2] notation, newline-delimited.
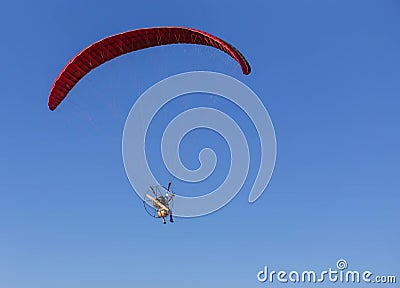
[48, 26, 251, 111]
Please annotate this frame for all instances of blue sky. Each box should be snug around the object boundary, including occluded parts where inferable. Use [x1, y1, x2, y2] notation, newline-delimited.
[1, 0, 399, 287]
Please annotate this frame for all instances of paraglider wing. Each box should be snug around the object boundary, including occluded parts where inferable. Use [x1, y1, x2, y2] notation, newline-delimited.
[48, 26, 251, 111]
